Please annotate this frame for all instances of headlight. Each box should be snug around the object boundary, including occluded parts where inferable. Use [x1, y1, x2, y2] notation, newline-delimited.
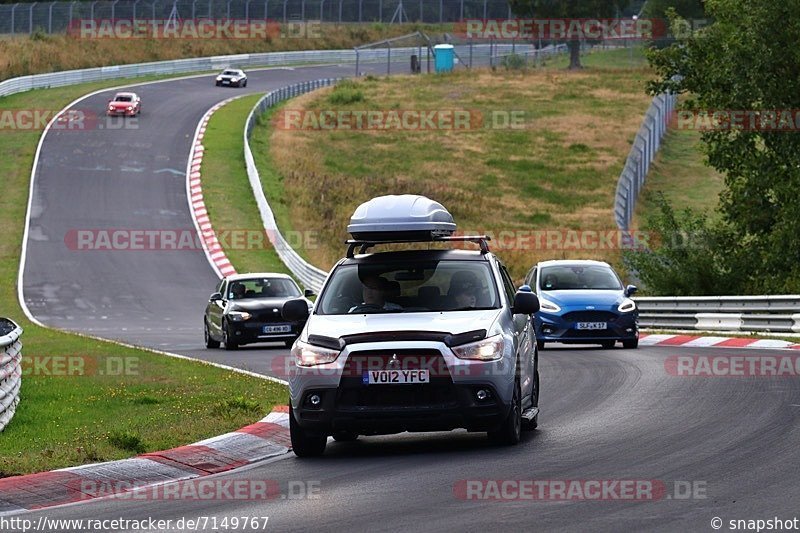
[227, 311, 252, 322]
[216, 76, 223, 81]
[618, 298, 636, 313]
[126, 106, 133, 111]
[451, 334, 504, 361]
[292, 340, 340, 367]
[539, 299, 561, 313]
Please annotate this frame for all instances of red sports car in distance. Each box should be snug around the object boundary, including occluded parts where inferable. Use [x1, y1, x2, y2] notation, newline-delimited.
[107, 92, 141, 116]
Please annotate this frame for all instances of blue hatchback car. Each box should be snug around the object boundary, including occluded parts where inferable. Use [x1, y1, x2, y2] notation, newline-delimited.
[524, 260, 638, 350]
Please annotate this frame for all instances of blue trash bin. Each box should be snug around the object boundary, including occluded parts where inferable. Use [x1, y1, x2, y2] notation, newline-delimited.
[434, 44, 455, 73]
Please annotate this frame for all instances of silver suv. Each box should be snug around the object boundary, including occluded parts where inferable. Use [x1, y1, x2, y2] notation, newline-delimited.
[281, 196, 541, 457]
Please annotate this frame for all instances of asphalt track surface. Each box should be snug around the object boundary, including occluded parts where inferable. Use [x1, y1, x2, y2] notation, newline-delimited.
[17, 63, 800, 531]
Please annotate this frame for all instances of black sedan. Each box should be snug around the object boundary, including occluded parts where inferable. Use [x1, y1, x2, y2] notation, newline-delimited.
[204, 273, 313, 350]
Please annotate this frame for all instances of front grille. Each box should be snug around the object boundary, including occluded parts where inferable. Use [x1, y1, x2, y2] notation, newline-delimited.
[342, 349, 450, 378]
[338, 349, 456, 409]
[566, 328, 617, 338]
[562, 311, 617, 323]
[252, 309, 285, 323]
[337, 380, 458, 409]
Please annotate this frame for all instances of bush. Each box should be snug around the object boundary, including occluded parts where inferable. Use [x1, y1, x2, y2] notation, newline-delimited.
[328, 80, 365, 105]
[107, 430, 146, 453]
[501, 53, 527, 71]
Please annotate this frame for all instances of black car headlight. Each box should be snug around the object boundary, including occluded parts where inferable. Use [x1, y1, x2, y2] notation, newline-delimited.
[228, 311, 252, 322]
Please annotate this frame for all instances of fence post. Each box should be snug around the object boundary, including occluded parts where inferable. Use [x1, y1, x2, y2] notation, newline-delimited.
[29, 2, 36, 34]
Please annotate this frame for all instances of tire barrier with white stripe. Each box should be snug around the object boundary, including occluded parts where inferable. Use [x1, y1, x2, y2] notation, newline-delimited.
[0, 318, 23, 432]
[243, 80, 337, 293]
[635, 296, 800, 334]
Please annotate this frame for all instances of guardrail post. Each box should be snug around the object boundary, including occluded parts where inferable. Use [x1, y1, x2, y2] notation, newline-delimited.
[29, 2, 37, 34]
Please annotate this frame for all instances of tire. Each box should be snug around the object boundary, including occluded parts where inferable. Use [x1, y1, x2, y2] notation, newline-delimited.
[332, 431, 358, 442]
[623, 337, 639, 349]
[216, 81, 221, 86]
[536, 339, 545, 351]
[223, 321, 239, 351]
[488, 377, 522, 445]
[242, 80, 247, 87]
[204, 320, 220, 349]
[601, 340, 615, 349]
[290, 403, 327, 457]
[522, 370, 539, 431]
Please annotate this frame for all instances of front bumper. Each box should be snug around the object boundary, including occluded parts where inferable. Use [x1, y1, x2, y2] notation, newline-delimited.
[289, 341, 516, 436]
[293, 383, 510, 436]
[537, 310, 637, 343]
[107, 109, 137, 116]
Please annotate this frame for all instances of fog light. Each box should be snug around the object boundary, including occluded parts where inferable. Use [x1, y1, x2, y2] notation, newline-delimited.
[476, 389, 491, 401]
[309, 394, 321, 406]
[543, 327, 553, 334]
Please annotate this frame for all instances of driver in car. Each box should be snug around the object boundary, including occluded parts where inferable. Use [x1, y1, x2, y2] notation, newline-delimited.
[349, 275, 402, 312]
[449, 271, 481, 309]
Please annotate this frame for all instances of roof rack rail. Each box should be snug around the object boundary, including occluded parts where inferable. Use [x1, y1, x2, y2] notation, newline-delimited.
[344, 235, 491, 258]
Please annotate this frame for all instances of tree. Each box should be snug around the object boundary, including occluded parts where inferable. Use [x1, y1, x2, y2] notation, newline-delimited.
[508, 0, 631, 69]
[644, 0, 800, 293]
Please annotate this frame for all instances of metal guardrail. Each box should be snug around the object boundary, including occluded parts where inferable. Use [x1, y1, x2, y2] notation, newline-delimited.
[613, 90, 677, 232]
[635, 296, 800, 333]
[0, 47, 410, 99]
[0, 318, 23, 433]
[0, 0, 514, 35]
[243, 79, 337, 293]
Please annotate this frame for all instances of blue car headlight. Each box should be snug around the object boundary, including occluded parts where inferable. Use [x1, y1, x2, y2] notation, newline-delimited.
[618, 298, 636, 313]
[539, 299, 561, 313]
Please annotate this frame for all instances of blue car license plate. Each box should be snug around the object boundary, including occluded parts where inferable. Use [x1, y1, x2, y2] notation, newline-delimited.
[576, 322, 607, 330]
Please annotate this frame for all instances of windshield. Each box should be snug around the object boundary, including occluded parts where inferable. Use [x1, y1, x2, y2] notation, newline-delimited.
[227, 277, 300, 300]
[113, 95, 132, 102]
[223, 70, 239, 75]
[539, 264, 622, 291]
[317, 260, 500, 315]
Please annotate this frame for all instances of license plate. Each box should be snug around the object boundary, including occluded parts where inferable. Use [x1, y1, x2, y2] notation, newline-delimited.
[222, 80, 230, 84]
[263, 324, 291, 334]
[363, 369, 430, 385]
[576, 322, 607, 330]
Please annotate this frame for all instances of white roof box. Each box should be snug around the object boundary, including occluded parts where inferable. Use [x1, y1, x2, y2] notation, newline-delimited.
[347, 195, 456, 241]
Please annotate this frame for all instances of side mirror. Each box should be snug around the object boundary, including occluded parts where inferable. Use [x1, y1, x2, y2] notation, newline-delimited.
[209, 292, 222, 302]
[518, 284, 533, 293]
[625, 285, 638, 297]
[304, 289, 316, 298]
[513, 290, 540, 315]
[283, 298, 310, 322]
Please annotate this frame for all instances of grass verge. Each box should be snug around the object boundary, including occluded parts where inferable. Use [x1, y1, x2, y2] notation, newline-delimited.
[199, 95, 293, 276]
[254, 48, 655, 280]
[0, 77, 285, 478]
[0, 23, 451, 80]
[634, 127, 724, 225]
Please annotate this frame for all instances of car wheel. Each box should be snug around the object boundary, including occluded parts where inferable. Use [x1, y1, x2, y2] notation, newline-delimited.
[332, 431, 358, 442]
[488, 376, 522, 445]
[216, 81, 221, 86]
[242, 80, 247, 87]
[223, 321, 239, 351]
[601, 340, 615, 349]
[623, 337, 639, 349]
[536, 339, 545, 351]
[290, 402, 326, 457]
[204, 320, 220, 349]
[522, 370, 539, 430]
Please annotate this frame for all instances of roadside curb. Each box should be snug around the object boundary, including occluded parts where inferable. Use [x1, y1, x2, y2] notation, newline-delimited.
[187, 96, 244, 279]
[0, 407, 290, 515]
[639, 333, 800, 350]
